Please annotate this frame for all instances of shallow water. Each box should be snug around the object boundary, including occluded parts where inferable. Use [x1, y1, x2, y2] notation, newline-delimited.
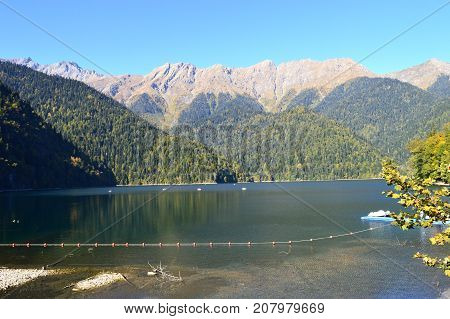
[0, 180, 448, 298]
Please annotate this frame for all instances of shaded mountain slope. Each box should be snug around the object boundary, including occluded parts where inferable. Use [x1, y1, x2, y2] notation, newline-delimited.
[0, 82, 116, 190]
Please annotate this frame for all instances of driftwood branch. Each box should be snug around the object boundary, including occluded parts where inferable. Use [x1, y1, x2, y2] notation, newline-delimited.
[147, 261, 183, 283]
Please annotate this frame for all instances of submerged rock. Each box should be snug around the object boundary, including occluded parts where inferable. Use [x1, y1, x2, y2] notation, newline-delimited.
[72, 272, 124, 291]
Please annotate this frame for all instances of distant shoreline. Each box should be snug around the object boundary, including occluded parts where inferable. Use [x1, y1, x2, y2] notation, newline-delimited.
[116, 177, 384, 187]
[0, 177, 385, 193]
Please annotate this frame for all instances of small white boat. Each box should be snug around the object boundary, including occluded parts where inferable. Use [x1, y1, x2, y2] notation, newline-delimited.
[241, 187, 247, 191]
[361, 210, 393, 221]
[361, 210, 446, 225]
[197, 188, 202, 191]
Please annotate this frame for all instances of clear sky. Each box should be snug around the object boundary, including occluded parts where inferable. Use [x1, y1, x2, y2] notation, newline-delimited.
[1, 0, 449, 75]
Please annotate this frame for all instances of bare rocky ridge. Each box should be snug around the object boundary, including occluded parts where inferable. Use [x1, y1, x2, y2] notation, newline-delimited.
[4, 57, 449, 127]
[0, 57, 104, 82]
[385, 58, 450, 89]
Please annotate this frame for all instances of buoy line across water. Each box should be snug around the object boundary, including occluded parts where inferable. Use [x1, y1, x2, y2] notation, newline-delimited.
[0, 224, 390, 248]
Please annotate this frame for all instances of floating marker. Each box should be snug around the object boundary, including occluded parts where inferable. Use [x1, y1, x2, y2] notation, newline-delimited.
[108, 190, 112, 193]
[241, 187, 247, 190]
[0, 226, 387, 249]
[197, 188, 202, 191]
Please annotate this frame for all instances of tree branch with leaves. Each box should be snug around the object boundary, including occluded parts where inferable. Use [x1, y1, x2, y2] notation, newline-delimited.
[381, 161, 449, 277]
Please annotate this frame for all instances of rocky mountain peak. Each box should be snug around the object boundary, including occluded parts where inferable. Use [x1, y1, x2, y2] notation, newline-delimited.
[385, 58, 450, 89]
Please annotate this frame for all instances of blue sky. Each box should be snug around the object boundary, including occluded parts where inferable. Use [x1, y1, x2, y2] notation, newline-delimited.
[1, 0, 449, 75]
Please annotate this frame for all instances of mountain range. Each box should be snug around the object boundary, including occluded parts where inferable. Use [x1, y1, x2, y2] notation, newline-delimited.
[0, 57, 449, 189]
[4, 57, 449, 128]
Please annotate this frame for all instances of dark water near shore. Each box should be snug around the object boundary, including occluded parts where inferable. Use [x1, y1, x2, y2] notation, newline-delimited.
[0, 180, 448, 298]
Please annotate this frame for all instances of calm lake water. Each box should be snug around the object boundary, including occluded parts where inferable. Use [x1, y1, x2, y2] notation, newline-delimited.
[0, 180, 448, 298]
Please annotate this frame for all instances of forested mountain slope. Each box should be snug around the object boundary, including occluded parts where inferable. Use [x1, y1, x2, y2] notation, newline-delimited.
[0, 62, 233, 185]
[185, 107, 383, 181]
[314, 77, 450, 161]
[0, 82, 115, 189]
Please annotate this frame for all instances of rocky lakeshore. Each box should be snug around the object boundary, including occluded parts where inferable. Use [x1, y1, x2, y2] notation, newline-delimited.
[0, 268, 55, 291]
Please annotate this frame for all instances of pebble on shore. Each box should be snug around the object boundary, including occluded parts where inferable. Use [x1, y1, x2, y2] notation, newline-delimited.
[72, 272, 124, 291]
[0, 268, 55, 291]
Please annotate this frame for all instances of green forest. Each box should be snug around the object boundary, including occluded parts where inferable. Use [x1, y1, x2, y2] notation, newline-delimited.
[1, 61, 449, 190]
[0, 82, 115, 189]
[408, 124, 449, 183]
[186, 107, 382, 181]
[314, 77, 450, 161]
[0, 61, 235, 187]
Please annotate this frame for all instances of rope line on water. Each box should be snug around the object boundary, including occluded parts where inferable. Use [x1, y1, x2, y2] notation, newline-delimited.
[0, 224, 389, 248]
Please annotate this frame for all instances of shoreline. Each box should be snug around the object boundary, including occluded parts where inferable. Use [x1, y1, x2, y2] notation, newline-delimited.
[0, 177, 384, 194]
[1, 265, 448, 299]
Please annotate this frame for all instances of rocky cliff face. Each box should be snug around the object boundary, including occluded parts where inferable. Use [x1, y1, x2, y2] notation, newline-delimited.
[385, 58, 450, 89]
[86, 58, 374, 126]
[4, 57, 449, 127]
[1, 57, 104, 82]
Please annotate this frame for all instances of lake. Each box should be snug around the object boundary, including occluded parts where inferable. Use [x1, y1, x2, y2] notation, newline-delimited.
[0, 180, 448, 298]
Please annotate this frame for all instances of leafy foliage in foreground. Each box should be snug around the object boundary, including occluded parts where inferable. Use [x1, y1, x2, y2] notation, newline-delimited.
[0, 82, 116, 189]
[408, 124, 450, 184]
[381, 161, 449, 276]
[0, 61, 233, 185]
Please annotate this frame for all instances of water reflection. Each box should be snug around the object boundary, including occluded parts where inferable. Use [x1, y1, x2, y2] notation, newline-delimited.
[0, 189, 243, 244]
